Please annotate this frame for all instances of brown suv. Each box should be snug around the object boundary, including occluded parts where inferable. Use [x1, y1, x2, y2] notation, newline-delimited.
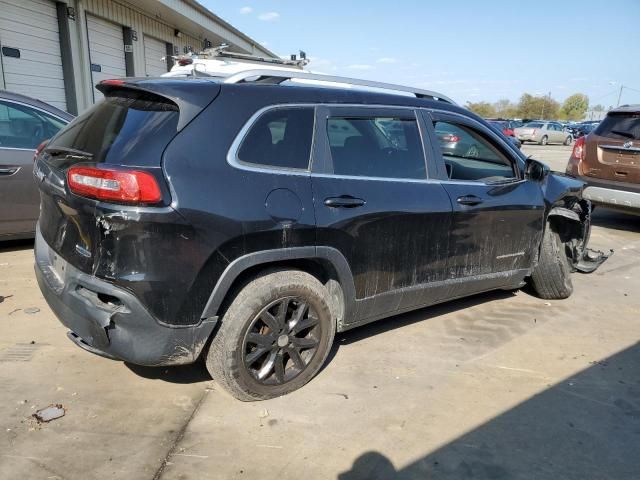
[566, 105, 640, 213]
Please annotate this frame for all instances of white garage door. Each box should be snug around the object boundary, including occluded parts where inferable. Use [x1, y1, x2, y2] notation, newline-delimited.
[86, 15, 126, 102]
[0, 0, 67, 111]
[144, 35, 167, 77]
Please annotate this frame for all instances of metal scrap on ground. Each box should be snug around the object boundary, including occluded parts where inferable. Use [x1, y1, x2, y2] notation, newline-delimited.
[32, 404, 66, 423]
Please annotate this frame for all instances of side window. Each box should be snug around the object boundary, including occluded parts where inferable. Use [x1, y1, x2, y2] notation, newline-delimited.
[327, 116, 426, 179]
[433, 120, 516, 182]
[0, 101, 66, 149]
[237, 107, 314, 170]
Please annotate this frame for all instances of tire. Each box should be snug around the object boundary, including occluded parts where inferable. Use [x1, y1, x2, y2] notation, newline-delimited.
[530, 225, 573, 299]
[540, 135, 548, 146]
[563, 136, 572, 146]
[205, 270, 336, 401]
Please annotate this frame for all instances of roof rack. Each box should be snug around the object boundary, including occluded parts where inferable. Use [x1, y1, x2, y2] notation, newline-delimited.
[222, 69, 457, 104]
[175, 43, 309, 69]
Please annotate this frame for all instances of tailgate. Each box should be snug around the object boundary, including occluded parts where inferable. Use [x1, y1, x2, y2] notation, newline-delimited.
[35, 80, 219, 274]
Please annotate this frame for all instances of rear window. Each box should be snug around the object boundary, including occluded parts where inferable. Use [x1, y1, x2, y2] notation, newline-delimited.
[594, 114, 640, 140]
[525, 122, 543, 128]
[47, 90, 179, 167]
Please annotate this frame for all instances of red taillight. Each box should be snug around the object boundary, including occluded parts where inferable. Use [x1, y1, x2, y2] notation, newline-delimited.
[566, 136, 586, 176]
[178, 58, 193, 66]
[504, 128, 514, 136]
[571, 136, 585, 161]
[33, 140, 49, 161]
[443, 134, 460, 142]
[67, 167, 162, 204]
[100, 79, 126, 86]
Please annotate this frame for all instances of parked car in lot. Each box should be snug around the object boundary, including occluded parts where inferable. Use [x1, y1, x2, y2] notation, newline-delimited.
[515, 121, 573, 145]
[486, 120, 522, 148]
[566, 105, 640, 213]
[566, 122, 598, 139]
[0, 91, 73, 240]
[485, 119, 523, 135]
[34, 72, 608, 401]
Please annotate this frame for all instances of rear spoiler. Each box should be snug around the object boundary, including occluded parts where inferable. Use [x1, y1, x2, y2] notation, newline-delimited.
[97, 78, 221, 131]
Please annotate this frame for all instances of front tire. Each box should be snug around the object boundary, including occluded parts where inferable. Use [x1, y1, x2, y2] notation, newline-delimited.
[540, 135, 548, 146]
[205, 270, 336, 401]
[530, 225, 573, 299]
[564, 136, 572, 146]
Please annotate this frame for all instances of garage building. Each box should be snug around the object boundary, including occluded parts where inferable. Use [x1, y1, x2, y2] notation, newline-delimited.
[0, 0, 275, 114]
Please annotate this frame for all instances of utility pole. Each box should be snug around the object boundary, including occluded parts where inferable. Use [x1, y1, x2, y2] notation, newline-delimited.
[617, 85, 624, 107]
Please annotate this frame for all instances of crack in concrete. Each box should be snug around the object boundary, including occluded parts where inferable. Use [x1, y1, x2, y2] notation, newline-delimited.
[151, 389, 209, 480]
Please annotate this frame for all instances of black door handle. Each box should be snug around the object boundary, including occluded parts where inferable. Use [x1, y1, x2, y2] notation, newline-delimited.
[457, 195, 483, 206]
[324, 196, 366, 208]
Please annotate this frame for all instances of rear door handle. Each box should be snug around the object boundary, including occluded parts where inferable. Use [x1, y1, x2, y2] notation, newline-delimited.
[324, 196, 366, 208]
[0, 167, 19, 176]
[457, 195, 483, 206]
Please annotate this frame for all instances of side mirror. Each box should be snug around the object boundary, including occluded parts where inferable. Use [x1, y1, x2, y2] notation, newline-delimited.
[524, 158, 550, 182]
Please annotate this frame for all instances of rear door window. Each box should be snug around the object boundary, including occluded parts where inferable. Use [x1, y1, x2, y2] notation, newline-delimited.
[326, 116, 426, 179]
[237, 107, 315, 170]
[46, 90, 179, 167]
[594, 114, 640, 140]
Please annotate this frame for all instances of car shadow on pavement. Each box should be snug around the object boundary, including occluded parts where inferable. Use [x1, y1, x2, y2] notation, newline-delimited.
[324, 290, 516, 368]
[338, 341, 640, 480]
[591, 209, 640, 233]
[0, 238, 34, 253]
[124, 361, 212, 384]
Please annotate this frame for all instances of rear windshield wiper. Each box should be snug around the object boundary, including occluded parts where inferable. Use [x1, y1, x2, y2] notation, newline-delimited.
[44, 146, 93, 159]
[609, 130, 635, 139]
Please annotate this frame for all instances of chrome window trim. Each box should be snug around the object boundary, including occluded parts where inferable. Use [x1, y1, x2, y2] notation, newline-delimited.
[0, 98, 69, 124]
[0, 146, 37, 152]
[226, 103, 316, 176]
[227, 103, 425, 177]
[226, 103, 526, 186]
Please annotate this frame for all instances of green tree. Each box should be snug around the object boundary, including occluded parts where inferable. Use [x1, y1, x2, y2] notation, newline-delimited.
[494, 98, 518, 118]
[465, 101, 496, 118]
[561, 93, 589, 121]
[516, 93, 559, 120]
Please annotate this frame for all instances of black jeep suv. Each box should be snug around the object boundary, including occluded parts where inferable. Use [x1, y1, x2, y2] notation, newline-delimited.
[34, 72, 605, 400]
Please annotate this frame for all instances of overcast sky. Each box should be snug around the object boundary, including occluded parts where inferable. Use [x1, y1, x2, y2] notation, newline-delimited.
[202, 0, 640, 108]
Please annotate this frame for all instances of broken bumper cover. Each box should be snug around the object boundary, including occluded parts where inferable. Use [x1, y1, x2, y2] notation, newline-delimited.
[34, 228, 217, 366]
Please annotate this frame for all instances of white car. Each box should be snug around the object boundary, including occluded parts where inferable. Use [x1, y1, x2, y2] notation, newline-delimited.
[514, 121, 572, 145]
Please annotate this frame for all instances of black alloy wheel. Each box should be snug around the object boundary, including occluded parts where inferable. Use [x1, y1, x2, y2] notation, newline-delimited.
[242, 297, 320, 385]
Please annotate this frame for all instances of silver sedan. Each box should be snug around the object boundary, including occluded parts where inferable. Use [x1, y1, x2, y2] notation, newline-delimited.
[514, 121, 572, 145]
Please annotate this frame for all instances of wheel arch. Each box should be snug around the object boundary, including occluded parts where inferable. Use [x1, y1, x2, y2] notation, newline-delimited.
[200, 247, 356, 330]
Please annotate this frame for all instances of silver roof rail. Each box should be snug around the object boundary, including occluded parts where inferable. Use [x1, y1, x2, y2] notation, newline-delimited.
[222, 69, 457, 105]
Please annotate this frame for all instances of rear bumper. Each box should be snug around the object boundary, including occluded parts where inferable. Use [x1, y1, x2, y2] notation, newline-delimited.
[577, 176, 640, 211]
[34, 227, 217, 366]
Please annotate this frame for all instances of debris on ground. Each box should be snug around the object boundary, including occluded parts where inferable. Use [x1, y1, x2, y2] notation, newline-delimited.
[259, 409, 269, 419]
[32, 404, 66, 423]
[23, 307, 40, 315]
[0, 294, 13, 303]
